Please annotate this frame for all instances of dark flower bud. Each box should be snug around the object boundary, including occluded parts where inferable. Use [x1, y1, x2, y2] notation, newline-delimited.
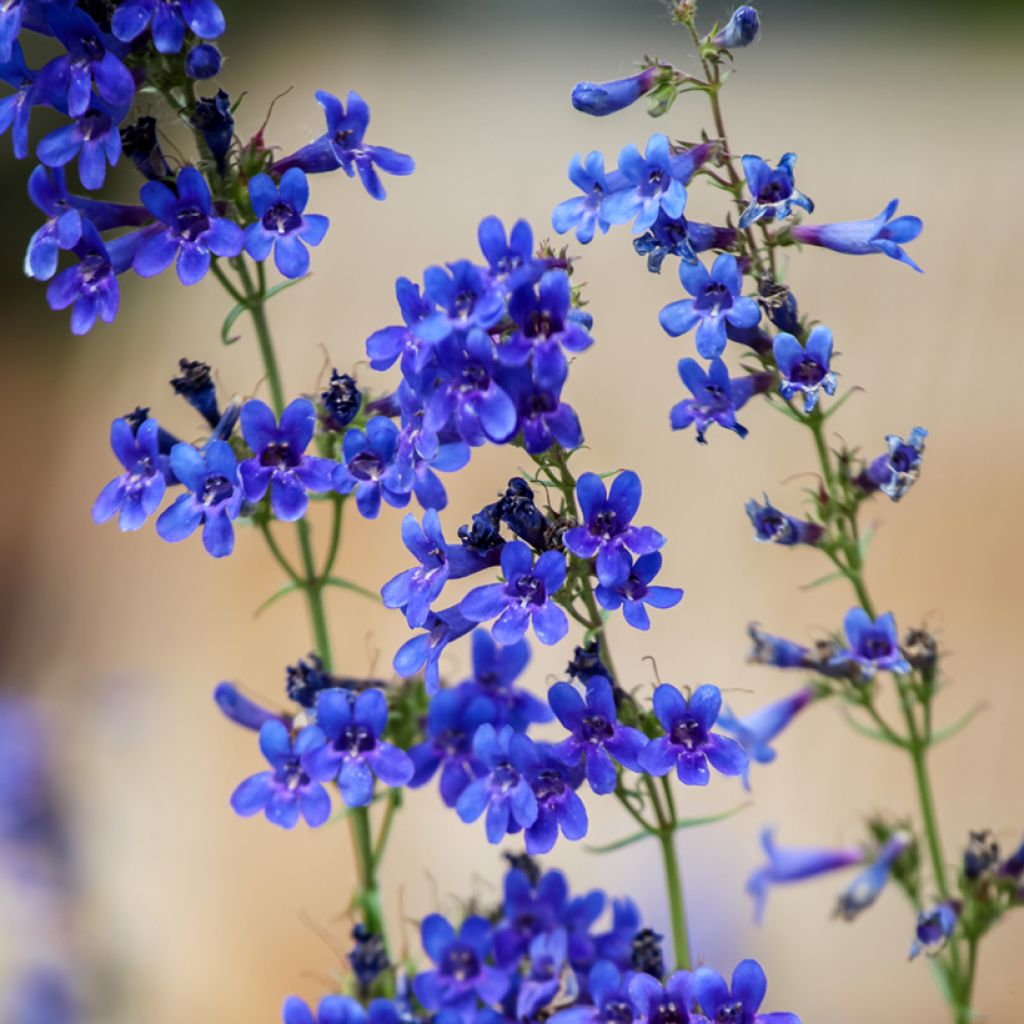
[321, 370, 362, 432]
[349, 924, 390, 994]
[759, 281, 801, 335]
[1000, 837, 1024, 880]
[190, 89, 234, 174]
[504, 851, 542, 886]
[631, 928, 665, 980]
[123, 405, 181, 454]
[459, 500, 505, 555]
[903, 627, 939, 675]
[285, 654, 335, 708]
[963, 831, 1000, 881]
[170, 357, 221, 428]
[120, 116, 170, 181]
[567, 640, 609, 682]
[500, 478, 550, 550]
[185, 43, 222, 80]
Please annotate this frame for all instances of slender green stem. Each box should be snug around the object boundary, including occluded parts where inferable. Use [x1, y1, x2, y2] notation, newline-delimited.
[235, 259, 285, 415]
[657, 825, 691, 971]
[259, 521, 302, 584]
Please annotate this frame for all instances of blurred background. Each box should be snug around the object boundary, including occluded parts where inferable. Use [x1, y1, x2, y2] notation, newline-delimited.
[2, 0, 1023, 1021]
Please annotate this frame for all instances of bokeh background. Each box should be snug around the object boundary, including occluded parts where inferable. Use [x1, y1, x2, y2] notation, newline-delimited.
[2, 0, 1023, 1021]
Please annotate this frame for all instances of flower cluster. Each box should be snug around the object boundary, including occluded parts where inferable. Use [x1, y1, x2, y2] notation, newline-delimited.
[3, 4, 411, 334]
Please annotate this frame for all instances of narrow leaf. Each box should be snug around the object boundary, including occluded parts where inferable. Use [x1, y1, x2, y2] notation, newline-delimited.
[929, 703, 987, 747]
[821, 386, 863, 421]
[326, 576, 381, 603]
[800, 570, 845, 591]
[586, 801, 752, 854]
[221, 299, 248, 345]
[254, 581, 302, 616]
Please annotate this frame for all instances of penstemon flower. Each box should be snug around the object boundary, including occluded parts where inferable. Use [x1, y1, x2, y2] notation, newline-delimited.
[772, 327, 837, 412]
[831, 608, 912, 678]
[670, 358, 773, 442]
[92, 417, 169, 532]
[244, 168, 330, 279]
[739, 153, 813, 229]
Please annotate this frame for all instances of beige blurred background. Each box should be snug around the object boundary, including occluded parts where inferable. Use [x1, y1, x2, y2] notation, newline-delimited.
[2, 1, 1023, 1021]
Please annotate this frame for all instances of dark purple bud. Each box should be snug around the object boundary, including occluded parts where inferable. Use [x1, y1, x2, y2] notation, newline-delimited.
[121, 116, 170, 180]
[320, 369, 362, 432]
[190, 89, 233, 174]
[963, 831, 1000, 881]
[185, 43, 222, 80]
[170, 358, 221, 428]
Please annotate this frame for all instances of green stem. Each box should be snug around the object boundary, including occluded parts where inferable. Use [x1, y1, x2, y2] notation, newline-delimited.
[657, 824, 691, 971]
[235, 259, 285, 415]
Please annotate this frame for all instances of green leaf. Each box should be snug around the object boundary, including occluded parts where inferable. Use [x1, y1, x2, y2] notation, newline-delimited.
[800, 570, 845, 591]
[220, 299, 248, 345]
[585, 800, 752, 854]
[858, 523, 877, 559]
[821, 386, 863, 421]
[840, 706, 892, 745]
[767, 398, 806, 424]
[254, 581, 302, 616]
[929, 703, 987, 747]
[325, 576, 381, 603]
[264, 276, 309, 302]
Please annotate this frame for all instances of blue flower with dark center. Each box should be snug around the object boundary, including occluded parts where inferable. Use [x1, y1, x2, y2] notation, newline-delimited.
[633, 212, 737, 274]
[670, 358, 773, 443]
[859, 427, 927, 501]
[393, 603, 476, 694]
[244, 168, 329, 279]
[416, 260, 505, 344]
[303, 688, 414, 807]
[571, 67, 659, 117]
[366, 277, 435, 373]
[692, 959, 800, 1024]
[549, 676, 647, 795]
[746, 827, 865, 923]
[503, 270, 593, 390]
[718, 687, 816, 790]
[551, 959, 639, 1024]
[189, 88, 232, 173]
[155, 439, 243, 557]
[333, 416, 410, 519]
[478, 215, 548, 291]
[594, 552, 683, 631]
[35, 5, 135, 119]
[831, 608, 911, 679]
[602, 133, 688, 234]
[739, 152, 812, 229]
[230, 720, 331, 829]
[37, 103, 123, 190]
[46, 221, 141, 334]
[459, 629, 551, 732]
[790, 199, 923, 271]
[627, 971, 700, 1024]
[456, 723, 540, 842]
[639, 684, 748, 786]
[659, 253, 761, 358]
[564, 470, 664, 587]
[503, 366, 584, 455]
[746, 624, 812, 669]
[213, 682, 281, 731]
[112, 0, 225, 54]
[552, 151, 622, 244]
[712, 5, 761, 48]
[239, 397, 335, 521]
[134, 166, 244, 285]
[493, 866, 569, 967]
[382, 510, 454, 628]
[413, 914, 510, 1016]
[1, 41, 35, 158]
[517, 929, 569, 1019]
[460, 541, 568, 646]
[408, 686, 495, 807]
[835, 831, 912, 920]
[772, 327, 836, 412]
[909, 901, 960, 960]
[274, 90, 414, 200]
[525, 748, 588, 854]
[281, 994, 368, 1024]
[745, 496, 823, 547]
[92, 416, 168, 531]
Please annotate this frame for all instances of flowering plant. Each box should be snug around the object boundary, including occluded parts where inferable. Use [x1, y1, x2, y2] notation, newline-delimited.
[2, 2, 1019, 1023]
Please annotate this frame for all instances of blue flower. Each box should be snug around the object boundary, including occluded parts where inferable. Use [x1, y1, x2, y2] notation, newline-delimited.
[155, 440, 243, 557]
[571, 67, 659, 117]
[712, 5, 761, 48]
[503, 366, 584, 455]
[859, 427, 927, 501]
[835, 831, 912, 920]
[525, 748, 588, 854]
[133, 166, 244, 284]
[456, 723, 539, 842]
[639, 684, 748, 786]
[0, 2, 26, 63]
[408, 687, 495, 807]
[382, 510, 453, 628]
[739, 153, 812, 229]
[93, 417, 168, 531]
[37, 105, 122, 190]
[45, 221, 140, 334]
[772, 327, 836, 412]
[517, 929, 569, 1019]
[281, 994, 369, 1024]
[745, 496, 824, 546]
[594, 552, 683, 631]
[213, 682, 280, 731]
[230, 720, 331, 829]
[552, 151, 620, 245]
[393, 603, 476, 694]
[549, 676, 647, 794]
[832, 608, 911, 678]
[747, 624, 812, 669]
[478, 215, 548, 291]
[275, 90, 414, 200]
[460, 541, 568, 646]
[244, 168, 329, 279]
[746, 827, 864, 923]
[493, 867, 569, 967]
[303, 688, 414, 807]
[365, 277, 435, 373]
[633, 212, 737, 273]
[1, 42, 35, 158]
[35, 5, 135, 118]
[670, 358, 772, 443]
[333, 416, 410, 519]
[659, 253, 761, 358]
[238, 398, 335, 521]
[550, 960, 637, 1024]
[112, 0, 225, 53]
[790, 198, 923, 272]
[627, 973, 700, 1024]
[909, 901, 960, 960]
[692, 959, 799, 1024]
[460, 629, 551, 731]
[413, 914, 510, 1016]
[718, 687, 815, 788]
[602, 133, 688, 234]
[564, 470, 664, 587]
[417, 260, 505, 344]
